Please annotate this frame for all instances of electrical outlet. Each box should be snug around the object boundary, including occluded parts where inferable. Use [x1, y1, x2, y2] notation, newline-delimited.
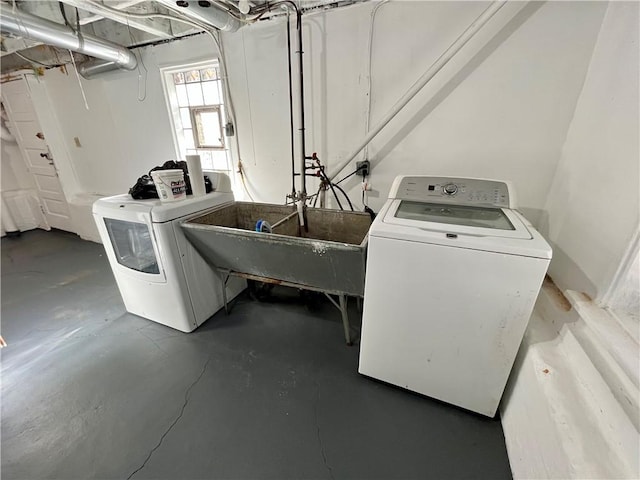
[356, 160, 370, 177]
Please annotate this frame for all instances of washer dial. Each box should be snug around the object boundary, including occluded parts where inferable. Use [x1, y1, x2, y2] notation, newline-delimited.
[442, 183, 458, 195]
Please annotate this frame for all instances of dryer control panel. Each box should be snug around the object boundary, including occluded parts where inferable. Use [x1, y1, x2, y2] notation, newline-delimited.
[388, 176, 513, 208]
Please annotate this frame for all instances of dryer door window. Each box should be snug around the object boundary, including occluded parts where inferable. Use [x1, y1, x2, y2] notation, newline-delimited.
[104, 218, 160, 274]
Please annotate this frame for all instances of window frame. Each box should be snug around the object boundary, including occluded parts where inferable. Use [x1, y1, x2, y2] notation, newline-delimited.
[190, 105, 225, 150]
[159, 59, 230, 168]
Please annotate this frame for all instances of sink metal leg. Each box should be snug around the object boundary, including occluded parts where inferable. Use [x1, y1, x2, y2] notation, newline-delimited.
[339, 294, 351, 346]
[219, 269, 231, 314]
[323, 293, 352, 346]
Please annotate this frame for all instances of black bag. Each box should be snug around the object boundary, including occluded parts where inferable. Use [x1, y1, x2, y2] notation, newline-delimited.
[129, 160, 213, 199]
[128, 174, 157, 200]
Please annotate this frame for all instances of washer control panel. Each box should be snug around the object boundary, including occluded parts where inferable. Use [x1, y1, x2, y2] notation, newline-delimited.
[389, 176, 512, 208]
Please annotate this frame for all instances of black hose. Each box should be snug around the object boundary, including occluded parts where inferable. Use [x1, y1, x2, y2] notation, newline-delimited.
[332, 183, 354, 211]
[316, 169, 343, 210]
[364, 206, 376, 221]
[312, 184, 322, 207]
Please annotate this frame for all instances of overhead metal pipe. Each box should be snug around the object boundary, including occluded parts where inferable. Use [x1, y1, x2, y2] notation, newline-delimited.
[0, 6, 137, 71]
[154, 0, 242, 32]
[328, 1, 507, 182]
[77, 59, 120, 79]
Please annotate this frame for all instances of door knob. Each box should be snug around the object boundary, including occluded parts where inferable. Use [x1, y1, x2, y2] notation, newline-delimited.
[35, 132, 44, 140]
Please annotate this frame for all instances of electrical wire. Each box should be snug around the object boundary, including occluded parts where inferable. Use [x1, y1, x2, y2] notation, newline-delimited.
[125, 18, 148, 101]
[59, 2, 75, 32]
[335, 168, 359, 185]
[362, 0, 390, 164]
[237, 160, 255, 201]
[13, 51, 59, 68]
[136, 50, 148, 101]
[68, 50, 89, 110]
[75, 7, 83, 49]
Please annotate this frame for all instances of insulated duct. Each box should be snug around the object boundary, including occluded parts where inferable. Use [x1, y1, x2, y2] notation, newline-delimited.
[154, 0, 242, 32]
[0, 6, 137, 71]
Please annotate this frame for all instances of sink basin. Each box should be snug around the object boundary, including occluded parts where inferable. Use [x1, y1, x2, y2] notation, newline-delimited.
[181, 202, 372, 296]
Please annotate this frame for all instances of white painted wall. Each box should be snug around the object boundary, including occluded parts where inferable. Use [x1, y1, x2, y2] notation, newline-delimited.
[223, 1, 607, 224]
[543, 1, 640, 302]
[36, 1, 608, 224]
[36, 34, 221, 196]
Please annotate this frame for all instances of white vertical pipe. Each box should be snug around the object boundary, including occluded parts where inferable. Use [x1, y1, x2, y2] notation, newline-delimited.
[328, 1, 508, 182]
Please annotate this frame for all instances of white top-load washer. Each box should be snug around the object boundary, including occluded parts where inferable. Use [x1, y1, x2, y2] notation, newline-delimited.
[93, 178, 245, 332]
[358, 175, 552, 417]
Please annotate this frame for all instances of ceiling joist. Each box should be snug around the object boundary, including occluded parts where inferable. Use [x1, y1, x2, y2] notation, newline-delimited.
[59, 0, 176, 39]
[78, 0, 148, 26]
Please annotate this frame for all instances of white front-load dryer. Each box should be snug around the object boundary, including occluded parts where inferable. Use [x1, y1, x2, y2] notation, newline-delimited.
[358, 176, 552, 417]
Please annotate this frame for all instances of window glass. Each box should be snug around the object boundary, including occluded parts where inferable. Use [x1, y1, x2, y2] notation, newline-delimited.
[202, 81, 221, 105]
[183, 128, 195, 150]
[179, 107, 192, 129]
[173, 72, 185, 84]
[185, 69, 200, 83]
[186, 83, 204, 106]
[210, 150, 229, 170]
[193, 107, 223, 148]
[395, 201, 515, 230]
[200, 68, 218, 81]
[175, 84, 189, 107]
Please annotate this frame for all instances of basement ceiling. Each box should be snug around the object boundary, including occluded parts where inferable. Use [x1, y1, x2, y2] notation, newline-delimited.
[0, 0, 365, 74]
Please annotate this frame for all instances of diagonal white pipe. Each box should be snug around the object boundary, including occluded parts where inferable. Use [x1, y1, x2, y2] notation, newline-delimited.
[0, 5, 138, 70]
[328, 1, 508, 182]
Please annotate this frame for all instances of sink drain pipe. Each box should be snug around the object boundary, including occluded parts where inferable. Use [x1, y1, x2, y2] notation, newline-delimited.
[328, 0, 507, 182]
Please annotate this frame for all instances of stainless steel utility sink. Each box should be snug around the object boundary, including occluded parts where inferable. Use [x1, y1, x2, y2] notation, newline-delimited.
[181, 202, 372, 297]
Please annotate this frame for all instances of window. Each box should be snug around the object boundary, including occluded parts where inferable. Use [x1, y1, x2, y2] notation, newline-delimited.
[191, 106, 224, 149]
[161, 62, 232, 175]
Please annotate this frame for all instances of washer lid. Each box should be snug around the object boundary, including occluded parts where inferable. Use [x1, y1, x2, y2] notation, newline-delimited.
[383, 199, 531, 239]
[373, 199, 552, 259]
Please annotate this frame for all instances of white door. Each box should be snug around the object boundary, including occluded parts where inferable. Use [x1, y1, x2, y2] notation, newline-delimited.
[1, 78, 73, 232]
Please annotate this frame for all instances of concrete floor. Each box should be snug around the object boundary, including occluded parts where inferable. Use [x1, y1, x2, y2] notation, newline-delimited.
[1, 229, 512, 480]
